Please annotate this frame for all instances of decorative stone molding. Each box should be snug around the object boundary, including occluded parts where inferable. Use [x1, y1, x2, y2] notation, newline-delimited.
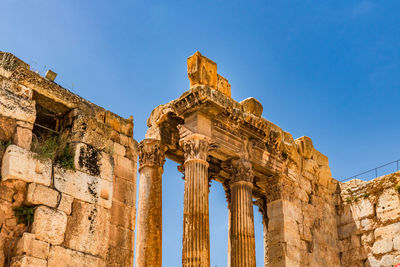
[138, 139, 166, 170]
[226, 158, 254, 184]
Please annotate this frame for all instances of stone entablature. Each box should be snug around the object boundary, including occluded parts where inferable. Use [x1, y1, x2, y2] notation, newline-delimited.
[0, 51, 137, 267]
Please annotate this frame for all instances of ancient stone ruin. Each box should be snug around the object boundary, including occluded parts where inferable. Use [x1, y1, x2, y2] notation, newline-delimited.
[0, 51, 399, 267]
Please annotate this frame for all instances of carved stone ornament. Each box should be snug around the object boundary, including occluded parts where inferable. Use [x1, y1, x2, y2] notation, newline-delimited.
[138, 139, 166, 169]
[226, 158, 254, 184]
[178, 125, 215, 162]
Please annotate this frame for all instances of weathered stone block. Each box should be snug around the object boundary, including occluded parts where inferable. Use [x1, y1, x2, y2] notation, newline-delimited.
[113, 142, 126, 157]
[394, 236, 400, 250]
[71, 117, 110, 150]
[54, 167, 112, 208]
[240, 97, 263, 117]
[12, 126, 32, 150]
[376, 188, 400, 223]
[63, 200, 110, 256]
[110, 200, 135, 230]
[1, 145, 52, 186]
[0, 115, 17, 141]
[375, 222, 400, 239]
[114, 155, 134, 181]
[380, 254, 395, 267]
[31, 206, 67, 245]
[0, 183, 15, 202]
[295, 136, 314, 159]
[107, 246, 133, 267]
[372, 238, 393, 255]
[350, 198, 374, 220]
[15, 232, 49, 259]
[58, 194, 73, 215]
[113, 176, 136, 207]
[48, 245, 104, 267]
[187, 51, 217, 89]
[108, 224, 134, 251]
[0, 89, 35, 123]
[216, 74, 231, 98]
[74, 143, 114, 181]
[25, 183, 58, 207]
[10, 255, 47, 267]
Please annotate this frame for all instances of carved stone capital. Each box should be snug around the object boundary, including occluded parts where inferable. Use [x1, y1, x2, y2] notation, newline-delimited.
[226, 158, 254, 185]
[138, 139, 166, 170]
[178, 125, 215, 164]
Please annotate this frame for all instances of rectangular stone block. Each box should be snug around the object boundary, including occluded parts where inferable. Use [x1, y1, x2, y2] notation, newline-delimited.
[31, 206, 67, 245]
[114, 155, 134, 181]
[372, 238, 393, 255]
[1, 145, 52, 186]
[187, 51, 217, 89]
[73, 143, 113, 181]
[0, 88, 36, 123]
[113, 142, 126, 156]
[350, 198, 374, 220]
[376, 188, 400, 224]
[58, 193, 73, 215]
[113, 176, 136, 207]
[48, 245, 104, 267]
[10, 255, 47, 267]
[374, 222, 400, 239]
[106, 246, 133, 267]
[12, 126, 32, 150]
[64, 200, 110, 256]
[110, 200, 135, 230]
[54, 167, 113, 208]
[25, 183, 58, 207]
[15, 232, 49, 259]
[108, 224, 134, 251]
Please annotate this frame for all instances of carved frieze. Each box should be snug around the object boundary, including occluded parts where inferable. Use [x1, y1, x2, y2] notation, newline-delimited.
[138, 139, 166, 169]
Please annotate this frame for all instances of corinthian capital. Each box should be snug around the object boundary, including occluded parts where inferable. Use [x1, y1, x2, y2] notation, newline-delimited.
[138, 139, 166, 169]
[226, 158, 254, 184]
[178, 125, 215, 163]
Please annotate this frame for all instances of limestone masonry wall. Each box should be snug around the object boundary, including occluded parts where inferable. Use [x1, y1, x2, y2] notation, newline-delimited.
[0, 52, 137, 267]
[338, 172, 400, 267]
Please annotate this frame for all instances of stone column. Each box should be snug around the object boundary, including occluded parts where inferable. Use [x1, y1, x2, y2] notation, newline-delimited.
[180, 133, 211, 267]
[135, 139, 166, 267]
[228, 158, 256, 267]
[255, 198, 269, 267]
[223, 182, 232, 267]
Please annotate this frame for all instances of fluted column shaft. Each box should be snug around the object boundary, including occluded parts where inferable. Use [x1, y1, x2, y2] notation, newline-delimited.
[229, 159, 256, 267]
[180, 133, 211, 267]
[135, 139, 166, 267]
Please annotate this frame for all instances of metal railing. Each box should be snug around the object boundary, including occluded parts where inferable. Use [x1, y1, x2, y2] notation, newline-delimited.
[340, 159, 400, 182]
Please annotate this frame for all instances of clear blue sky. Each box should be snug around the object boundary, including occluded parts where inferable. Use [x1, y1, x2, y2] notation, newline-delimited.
[2, 1, 399, 266]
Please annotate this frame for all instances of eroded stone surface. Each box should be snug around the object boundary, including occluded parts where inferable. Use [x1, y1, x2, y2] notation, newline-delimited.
[1, 145, 52, 186]
[31, 206, 67, 245]
[54, 167, 113, 208]
[63, 200, 110, 256]
[48, 245, 104, 267]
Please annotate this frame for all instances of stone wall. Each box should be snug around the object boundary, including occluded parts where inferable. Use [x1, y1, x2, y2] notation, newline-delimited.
[262, 136, 340, 266]
[338, 171, 400, 267]
[0, 52, 137, 267]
